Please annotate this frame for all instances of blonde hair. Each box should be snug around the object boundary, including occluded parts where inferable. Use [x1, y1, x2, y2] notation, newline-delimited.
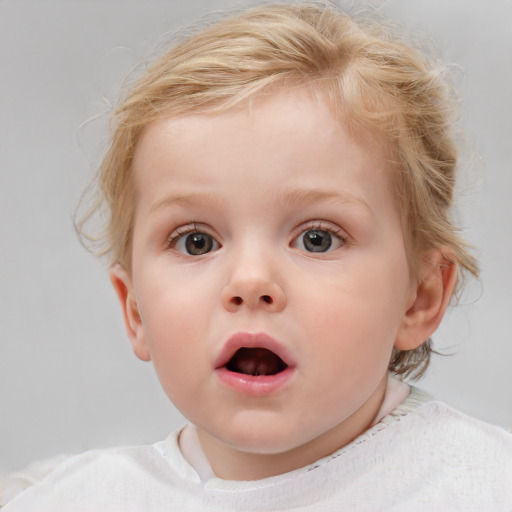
[77, 1, 479, 379]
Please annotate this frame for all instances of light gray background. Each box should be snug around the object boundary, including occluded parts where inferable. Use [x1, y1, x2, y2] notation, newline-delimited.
[1, 0, 511, 473]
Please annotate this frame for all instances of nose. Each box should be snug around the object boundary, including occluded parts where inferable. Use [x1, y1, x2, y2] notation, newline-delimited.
[220, 253, 287, 313]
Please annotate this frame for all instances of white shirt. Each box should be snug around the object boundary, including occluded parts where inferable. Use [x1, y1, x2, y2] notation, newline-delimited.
[2, 386, 512, 511]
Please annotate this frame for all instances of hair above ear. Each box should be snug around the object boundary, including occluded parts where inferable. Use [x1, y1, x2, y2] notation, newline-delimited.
[394, 248, 458, 353]
[109, 264, 151, 362]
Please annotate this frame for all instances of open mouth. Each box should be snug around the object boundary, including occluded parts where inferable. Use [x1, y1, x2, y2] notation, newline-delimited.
[215, 333, 295, 395]
[225, 347, 288, 376]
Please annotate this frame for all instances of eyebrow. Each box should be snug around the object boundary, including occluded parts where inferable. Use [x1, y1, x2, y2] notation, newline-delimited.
[275, 188, 372, 214]
[149, 188, 371, 215]
[150, 193, 228, 214]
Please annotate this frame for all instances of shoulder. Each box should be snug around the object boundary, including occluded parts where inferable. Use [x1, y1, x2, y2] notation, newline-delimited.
[1, 442, 198, 511]
[369, 387, 512, 458]
[386, 399, 512, 504]
[408, 399, 512, 450]
[303, 396, 512, 510]
[385, 394, 512, 463]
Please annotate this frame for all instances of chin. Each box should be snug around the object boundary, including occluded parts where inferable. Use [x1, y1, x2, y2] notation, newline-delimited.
[213, 418, 316, 455]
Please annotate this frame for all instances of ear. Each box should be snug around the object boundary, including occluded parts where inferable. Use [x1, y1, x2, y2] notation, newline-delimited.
[395, 249, 458, 351]
[109, 264, 151, 362]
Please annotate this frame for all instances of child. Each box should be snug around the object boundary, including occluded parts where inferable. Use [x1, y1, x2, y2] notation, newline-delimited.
[4, 2, 511, 510]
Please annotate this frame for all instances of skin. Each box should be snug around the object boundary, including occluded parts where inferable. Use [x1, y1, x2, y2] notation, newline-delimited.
[111, 89, 457, 480]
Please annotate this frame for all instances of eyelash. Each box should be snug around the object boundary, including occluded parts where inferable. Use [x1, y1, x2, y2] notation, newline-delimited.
[165, 221, 348, 255]
[296, 221, 347, 242]
[166, 223, 213, 247]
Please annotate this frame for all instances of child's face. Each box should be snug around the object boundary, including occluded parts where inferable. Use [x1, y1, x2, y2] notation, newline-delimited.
[118, 89, 416, 472]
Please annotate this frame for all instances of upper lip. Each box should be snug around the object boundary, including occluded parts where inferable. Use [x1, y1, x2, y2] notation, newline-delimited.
[214, 332, 297, 370]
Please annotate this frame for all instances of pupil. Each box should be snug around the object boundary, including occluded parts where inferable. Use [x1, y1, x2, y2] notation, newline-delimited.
[304, 230, 331, 252]
[185, 233, 212, 255]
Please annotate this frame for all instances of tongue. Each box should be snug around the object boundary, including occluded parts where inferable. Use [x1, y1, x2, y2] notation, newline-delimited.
[227, 348, 287, 376]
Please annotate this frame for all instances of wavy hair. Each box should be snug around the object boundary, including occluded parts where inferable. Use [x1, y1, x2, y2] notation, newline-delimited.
[77, 2, 479, 379]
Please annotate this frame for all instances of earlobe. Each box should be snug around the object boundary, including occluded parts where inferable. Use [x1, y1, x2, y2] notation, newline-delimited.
[395, 249, 458, 351]
[109, 264, 151, 362]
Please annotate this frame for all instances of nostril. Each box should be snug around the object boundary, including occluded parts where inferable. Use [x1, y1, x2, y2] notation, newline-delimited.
[227, 295, 276, 307]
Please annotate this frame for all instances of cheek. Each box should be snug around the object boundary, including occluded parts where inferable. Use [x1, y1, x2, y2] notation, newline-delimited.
[137, 259, 212, 321]
[134, 270, 206, 364]
[139, 293, 210, 409]
[294, 256, 409, 354]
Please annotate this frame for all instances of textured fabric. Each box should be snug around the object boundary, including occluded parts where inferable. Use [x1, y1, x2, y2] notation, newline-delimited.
[3, 388, 512, 511]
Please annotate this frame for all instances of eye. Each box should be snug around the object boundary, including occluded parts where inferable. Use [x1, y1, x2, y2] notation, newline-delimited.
[170, 229, 220, 256]
[292, 227, 345, 253]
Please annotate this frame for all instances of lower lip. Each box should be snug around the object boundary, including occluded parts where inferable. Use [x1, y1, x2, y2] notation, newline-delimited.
[215, 367, 295, 397]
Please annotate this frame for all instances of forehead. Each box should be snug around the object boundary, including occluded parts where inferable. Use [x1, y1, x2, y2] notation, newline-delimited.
[131, 89, 397, 215]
